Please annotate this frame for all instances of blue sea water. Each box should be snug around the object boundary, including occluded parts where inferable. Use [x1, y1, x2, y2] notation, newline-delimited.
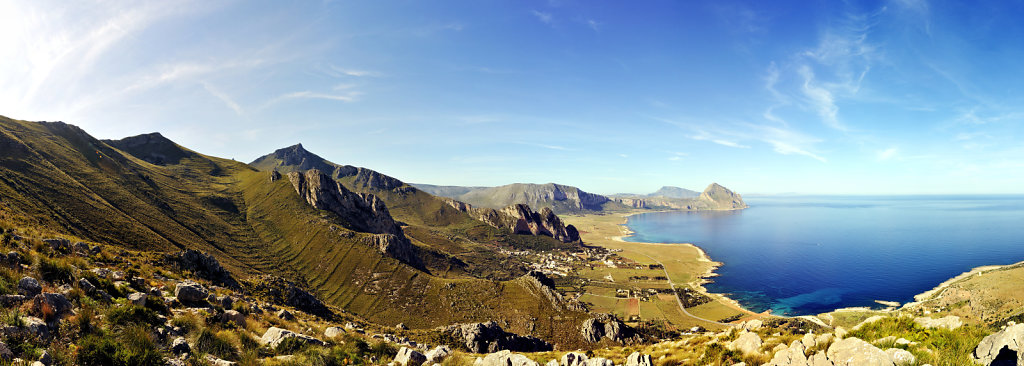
[623, 195, 1024, 316]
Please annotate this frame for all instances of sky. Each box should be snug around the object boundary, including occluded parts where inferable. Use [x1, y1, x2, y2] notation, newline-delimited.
[2, 0, 1024, 195]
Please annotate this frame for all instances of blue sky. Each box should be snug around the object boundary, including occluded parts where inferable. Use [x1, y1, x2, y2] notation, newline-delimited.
[2, 0, 1024, 195]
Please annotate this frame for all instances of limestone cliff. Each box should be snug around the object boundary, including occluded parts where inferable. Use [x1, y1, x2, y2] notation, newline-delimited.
[442, 199, 581, 244]
[417, 183, 610, 214]
[697, 183, 747, 210]
[287, 169, 420, 265]
[252, 144, 406, 192]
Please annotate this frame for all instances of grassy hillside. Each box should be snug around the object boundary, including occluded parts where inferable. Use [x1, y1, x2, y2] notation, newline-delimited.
[0, 117, 590, 347]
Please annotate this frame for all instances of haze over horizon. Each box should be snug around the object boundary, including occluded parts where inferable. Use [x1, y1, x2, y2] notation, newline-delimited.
[2, 0, 1023, 195]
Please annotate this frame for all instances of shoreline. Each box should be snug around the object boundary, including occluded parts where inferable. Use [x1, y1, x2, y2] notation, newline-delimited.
[910, 261, 1024, 303]
[608, 210, 763, 321]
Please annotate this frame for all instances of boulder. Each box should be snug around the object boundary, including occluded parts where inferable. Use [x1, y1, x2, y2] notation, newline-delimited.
[584, 358, 613, 366]
[561, 352, 588, 366]
[31, 293, 73, 321]
[78, 278, 97, 294]
[808, 351, 831, 366]
[425, 346, 452, 364]
[0, 295, 26, 307]
[728, 331, 763, 355]
[73, 242, 90, 256]
[885, 348, 915, 365]
[742, 319, 764, 330]
[38, 350, 51, 366]
[277, 309, 295, 321]
[625, 352, 652, 366]
[204, 354, 236, 366]
[22, 316, 49, 339]
[475, 350, 539, 366]
[171, 337, 190, 355]
[43, 238, 71, 254]
[5, 252, 22, 267]
[324, 327, 345, 338]
[90, 268, 111, 278]
[222, 310, 245, 326]
[394, 347, 427, 366]
[973, 323, 1024, 365]
[217, 295, 233, 309]
[174, 281, 209, 303]
[913, 316, 962, 330]
[0, 341, 11, 361]
[801, 332, 817, 349]
[851, 316, 886, 331]
[166, 249, 239, 288]
[448, 321, 552, 353]
[260, 327, 325, 349]
[826, 337, 894, 366]
[128, 292, 147, 306]
[18, 277, 41, 297]
[766, 341, 807, 366]
[249, 275, 332, 318]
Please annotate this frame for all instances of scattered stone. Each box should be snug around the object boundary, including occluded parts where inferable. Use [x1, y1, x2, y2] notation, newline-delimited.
[22, 316, 49, 339]
[396, 323, 408, 331]
[425, 346, 451, 364]
[149, 287, 163, 298]
[834, 326, 848, 339]
[885, 348, 915, 365]
[167, 250, 240, 288]
[914, 316, 962, 330]
[826, 337, 895, 366]
[217, 295, 233, 309]
[894, 338, 911, 346]
[31, 293, 73, 321]
[0, 341, 11, 361]
[584, 358, 613, 366]
[277, 309, 295, 321]
[204, 354, 236, 366]
[766, 341, 807, 366]
[111, 271, 126, 281]
[625, 352, 652, 366]
[222, 310, 245, 326]
[324, 327, 345, 338]
[394, 347, 427, 366]
[742, 319, 763, 330]
[90, 268, 111, 278]
[18, 277, 41, 297]
[0, 295, 26, 307]
[5, 252, 22, 266]
[174, 280, 209, 303]
[128, 292, 147, 306]
[43, 238, 71, 254]
[260, 327, 325, 349]
[801, 332, 817, 349]
[973, 323, 1024, 365]
[728, 331, 763, 355]
[344, 322, 358, 330]
[250, 275, 331, 318]
[561, 352, 588, 366]
[38, 350, 51, 366]
[73, 242, 90, 256]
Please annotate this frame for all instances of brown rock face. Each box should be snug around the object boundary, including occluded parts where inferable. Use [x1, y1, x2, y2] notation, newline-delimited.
[287, 169, 420, 266]
[442, 200, 581, 244]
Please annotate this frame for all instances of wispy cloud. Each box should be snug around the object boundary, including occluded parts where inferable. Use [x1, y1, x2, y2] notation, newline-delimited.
[798, 65, 845, 131]
[586, 19, 601, 32]
[201, 82, 243, 115]
[877, 147, 898, 161]
[327, 65, 381, 78]
[532, 10, 554, 25]
[515, 141, 574, 151]
[653, 116, 824, 162]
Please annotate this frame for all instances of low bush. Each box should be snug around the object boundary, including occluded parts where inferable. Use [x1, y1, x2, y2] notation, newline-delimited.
[38, 256, 75, 284]
[76, 328, 164, 366]
[107, 305, 160, 327]
[194, 328, 239, 361]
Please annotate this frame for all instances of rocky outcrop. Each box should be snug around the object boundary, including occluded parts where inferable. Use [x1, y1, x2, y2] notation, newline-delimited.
[768, 337, 899, 366]
[471, 204, 581, 244]
[174, 280, 209, 303]
[974, 323, 1024, 365]
[625, 352, 652, 366]
[728, 331, 763, 355]
[104, 132, 195, 166]
[166, 249, 239, 288]
[288, 169, 420, 265]
[18, 277, 41, 297]
[446, 321, 552, 353]
[581, 314, 636, 343]
[394, 347, 427, 366]
[248, 275, 332, 319]
[519, 271, 565, 310]
[251, 144, 407, 191]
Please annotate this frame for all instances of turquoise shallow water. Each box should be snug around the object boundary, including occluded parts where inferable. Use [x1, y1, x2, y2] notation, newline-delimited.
[623, 195, 1024, 316]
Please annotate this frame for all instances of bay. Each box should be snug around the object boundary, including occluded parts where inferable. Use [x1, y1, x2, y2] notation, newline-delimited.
[623, 195, 1024, 316]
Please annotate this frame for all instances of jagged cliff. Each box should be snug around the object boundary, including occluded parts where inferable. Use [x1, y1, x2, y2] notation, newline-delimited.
[441, 199, 581, 243]
[610, 183, 746, 211]
[252, 144, 406, 191]
[287, 169, 420, 266]
[416, 183, 610, 214]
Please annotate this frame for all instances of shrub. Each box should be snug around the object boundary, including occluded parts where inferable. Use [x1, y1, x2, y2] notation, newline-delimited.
[107, 305, 160, 327]
[38, 256, 75, 284]
[170, 312, 203, 335]
[76, 328, 164, 366]
[275, 336, 311, 355]
[195, 328, 239, 361]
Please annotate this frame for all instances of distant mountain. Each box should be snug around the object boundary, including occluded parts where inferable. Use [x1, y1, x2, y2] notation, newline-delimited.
[415, 182, 746, 214]
[648, 186, 700, 199]
[414, 182, 620, 214]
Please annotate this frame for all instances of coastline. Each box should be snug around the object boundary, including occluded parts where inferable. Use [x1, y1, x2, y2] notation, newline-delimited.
[911, 261, 1024, 302]
[608, 209, 763, 321]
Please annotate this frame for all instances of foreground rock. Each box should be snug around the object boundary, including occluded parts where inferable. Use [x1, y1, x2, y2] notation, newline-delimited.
[260, 327, 325, 349]
[625, 352, 652, 366]
[425, 346, 452, 364]
[249, 275, 332, 318]
[475, 350, 539, 366]
[166, 249, 239, 288]
[728, 331, 763, 355]
[826, 337, 895, 366]
[31, 293, 73, 321]
[974, 323, 1024, 365]
[394, 347, 427, 366]
[447, 321, 552, 353]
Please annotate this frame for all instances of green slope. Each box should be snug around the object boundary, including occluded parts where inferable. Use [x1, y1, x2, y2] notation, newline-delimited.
[0, 116, 591, 347]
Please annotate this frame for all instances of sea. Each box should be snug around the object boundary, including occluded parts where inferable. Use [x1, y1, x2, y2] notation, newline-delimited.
[622, 195, 1024, 316]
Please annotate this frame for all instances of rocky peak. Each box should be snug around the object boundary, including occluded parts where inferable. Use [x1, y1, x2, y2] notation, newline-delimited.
[698, 183, 747, 209]
[104, 132, 195, 165]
